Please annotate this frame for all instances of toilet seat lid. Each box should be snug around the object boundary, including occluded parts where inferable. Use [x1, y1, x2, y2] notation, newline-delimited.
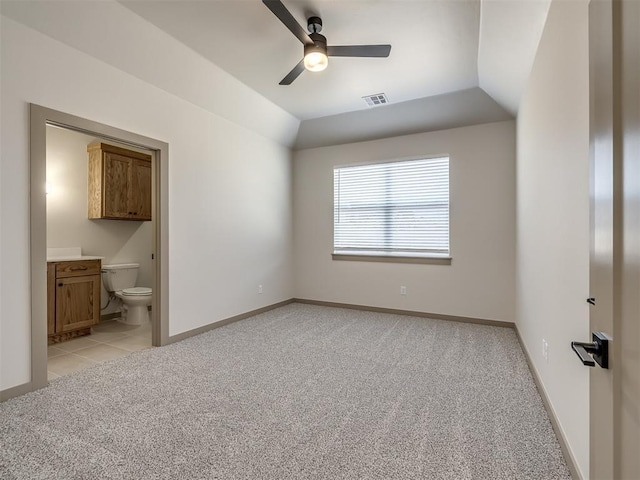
[121, 287, 152, 296]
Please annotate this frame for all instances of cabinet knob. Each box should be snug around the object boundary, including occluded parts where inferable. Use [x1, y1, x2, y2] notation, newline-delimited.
[58, 283, 63, 287]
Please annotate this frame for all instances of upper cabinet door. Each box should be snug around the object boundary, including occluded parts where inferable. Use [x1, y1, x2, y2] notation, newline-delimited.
[131, 158, 152, 221]
[103, 152, 132, 218]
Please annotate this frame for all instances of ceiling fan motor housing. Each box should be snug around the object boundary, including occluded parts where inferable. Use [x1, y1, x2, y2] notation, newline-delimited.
[305, 32, 327, 57]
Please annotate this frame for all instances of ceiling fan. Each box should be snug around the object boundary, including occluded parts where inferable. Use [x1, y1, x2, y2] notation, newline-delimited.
[262, 0, 392, 85]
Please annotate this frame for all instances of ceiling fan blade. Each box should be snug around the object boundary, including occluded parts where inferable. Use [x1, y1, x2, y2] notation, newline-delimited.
[279, 60, 305, 85]
[263, 0, 313, 46]
[327, 45, 392, 58]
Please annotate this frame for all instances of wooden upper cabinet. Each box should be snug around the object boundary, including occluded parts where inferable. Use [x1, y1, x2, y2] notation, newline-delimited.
[88, 143, 152, 221]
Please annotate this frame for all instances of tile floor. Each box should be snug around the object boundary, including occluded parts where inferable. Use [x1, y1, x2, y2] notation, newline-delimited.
[47, 319, 152, 381]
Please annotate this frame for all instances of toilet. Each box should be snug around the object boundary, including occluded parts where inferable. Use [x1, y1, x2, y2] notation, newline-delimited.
[101, 263, 152, 326]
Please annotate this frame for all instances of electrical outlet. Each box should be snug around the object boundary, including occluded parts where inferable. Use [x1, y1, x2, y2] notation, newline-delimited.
[400, 286, 407, 295]
[258, 285, 263, 294]
[545, 341, 549, 363]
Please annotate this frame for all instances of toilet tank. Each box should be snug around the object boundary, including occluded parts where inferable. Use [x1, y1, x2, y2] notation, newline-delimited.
[102, 263, 139, 292]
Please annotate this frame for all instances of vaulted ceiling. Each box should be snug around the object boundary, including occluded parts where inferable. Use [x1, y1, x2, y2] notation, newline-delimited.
[121, 0, 483, 121]
[1, 0, 552, 149]
[118, 0, 551, 148]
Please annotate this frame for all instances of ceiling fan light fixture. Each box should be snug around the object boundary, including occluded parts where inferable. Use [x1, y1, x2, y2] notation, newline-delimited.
[304, 43, 328, 72]
[304, 51, 328, 72]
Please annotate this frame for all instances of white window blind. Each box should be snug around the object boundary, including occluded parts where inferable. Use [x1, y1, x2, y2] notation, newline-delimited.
[333, 157, 449, 257]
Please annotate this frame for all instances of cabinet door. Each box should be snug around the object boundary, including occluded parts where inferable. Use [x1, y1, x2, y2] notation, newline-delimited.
[130, 158, 152, 220]
[103, 152, 132, 218]
[55, 275, 101, 333]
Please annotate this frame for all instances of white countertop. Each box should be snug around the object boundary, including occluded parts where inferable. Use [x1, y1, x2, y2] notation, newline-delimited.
[47, 255, 104, 262]
[46, 247, 103, 262]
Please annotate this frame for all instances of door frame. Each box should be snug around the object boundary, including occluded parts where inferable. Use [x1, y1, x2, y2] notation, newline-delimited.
[29, 104, 170, 391]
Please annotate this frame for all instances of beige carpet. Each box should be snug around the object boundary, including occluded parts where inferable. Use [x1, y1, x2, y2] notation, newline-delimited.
[0, 303, 570, 479]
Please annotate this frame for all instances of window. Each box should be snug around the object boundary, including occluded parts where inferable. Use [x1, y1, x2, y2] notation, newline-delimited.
[333, 157, 449, 261]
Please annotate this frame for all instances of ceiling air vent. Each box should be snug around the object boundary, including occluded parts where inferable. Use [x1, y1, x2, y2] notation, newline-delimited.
[363, 93, 389, 107]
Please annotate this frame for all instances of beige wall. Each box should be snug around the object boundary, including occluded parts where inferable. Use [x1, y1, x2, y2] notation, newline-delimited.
[46, 126, 153, 315]
[516, 0, 590, 477]
[1, 15, 294, 391]
[293, 121, 516, 323]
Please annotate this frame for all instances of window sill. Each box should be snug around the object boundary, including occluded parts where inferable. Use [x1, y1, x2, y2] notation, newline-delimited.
[331, 253, 452, 265]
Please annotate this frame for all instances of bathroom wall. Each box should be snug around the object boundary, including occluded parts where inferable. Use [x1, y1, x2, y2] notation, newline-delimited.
[46, 125, 153, 315]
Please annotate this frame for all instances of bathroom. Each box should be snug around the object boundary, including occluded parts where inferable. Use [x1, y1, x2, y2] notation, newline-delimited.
[46, 125, 154, 380]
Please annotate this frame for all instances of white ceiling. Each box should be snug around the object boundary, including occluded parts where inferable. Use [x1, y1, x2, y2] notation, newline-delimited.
[117, 0, 554, 145]
[478, 0, 551, 114]
[1, 0, 551, 147]
[119, 0, 484, 121]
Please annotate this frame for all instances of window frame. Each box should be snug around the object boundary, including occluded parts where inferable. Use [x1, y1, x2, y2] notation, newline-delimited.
[332, 155, 452, 265]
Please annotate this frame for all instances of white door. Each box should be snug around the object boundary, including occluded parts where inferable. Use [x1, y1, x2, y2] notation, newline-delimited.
[587, 0, 639, 478]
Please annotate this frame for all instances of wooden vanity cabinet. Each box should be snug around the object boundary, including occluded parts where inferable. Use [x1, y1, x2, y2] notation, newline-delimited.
[47, 259, 101, 344]
[88, 143, 152, 221]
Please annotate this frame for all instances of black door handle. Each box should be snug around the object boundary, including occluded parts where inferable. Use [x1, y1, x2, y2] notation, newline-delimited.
[571, 331, 610, 369]
[571, 342, 596, 366]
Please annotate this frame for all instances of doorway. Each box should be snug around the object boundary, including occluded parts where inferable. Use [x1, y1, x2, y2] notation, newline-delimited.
[30, 105, 169, 392]
[45, 125, 154, 379]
